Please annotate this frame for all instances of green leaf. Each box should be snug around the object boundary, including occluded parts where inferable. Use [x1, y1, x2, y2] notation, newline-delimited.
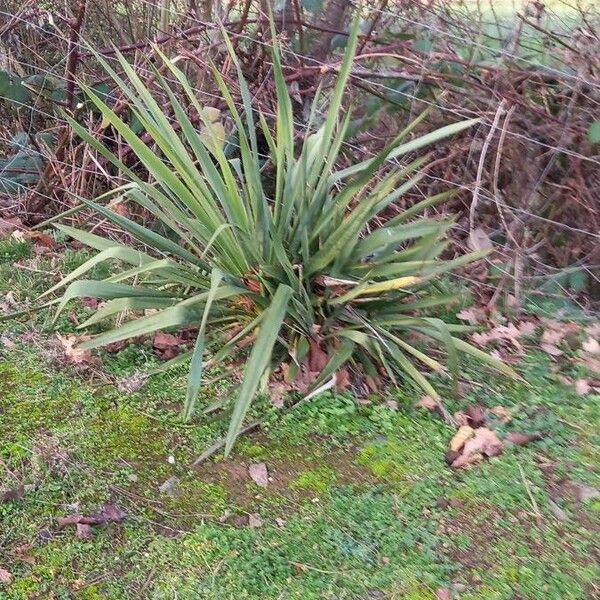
[225, 285, 292, 455]
[588, 121, 600, 144]
[183, 269, 224, 421]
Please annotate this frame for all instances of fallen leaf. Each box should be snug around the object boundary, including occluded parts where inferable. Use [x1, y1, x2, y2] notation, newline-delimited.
[248, 463, 269, 487]
[451, 452, 483, 469]
[76, 523, 94, 540]
[0, 335, 15, 348]
[466, 405, 486, 428]
[0, 567, 13, 585]
[269, 381, 288, 409]
[573, 484, 600, 502]
[517, 321, 537, 336]
[336, 367, 350, 391]
[490, 406, 512, 424]
[469, 227, 493, 252]
[575, 379, 590, 396]
[248, 513, 263, 528]
[451, 427, 503, 469]
[308, 339, 328, 372]
[275, 518, 286, 528]
[56, 334, 99, 366]
[582, 336, 600, 355]
[57, 503, 127, 532]
[14, 544, 35, 565]
[542, 327, 564, 346]
[1, 484, 24, 503]
[95, 504, 127, 523]
[117, 372, 149, 394]
[583, 356, 600, 376]
[505, 431, 543, 446]
[57, 515, 84, 529]
[540, 342, 563, 357]
[457, 307, 486, 325]
[0, 216, 23, 238]
[417, 395, 438, 411]
[445, 449, 461, 465]
[28, 231, 56, 249]
[449, 425, 474, 452]
[153, 332, 180, 350]
[158, 476, 180, 497]
[470, 323, 527, 352]
[435, 588, 453, 600]
[453, 411, 470, 426]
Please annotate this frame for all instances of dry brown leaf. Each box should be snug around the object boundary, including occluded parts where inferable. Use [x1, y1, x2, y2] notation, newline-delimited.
[416, 395, 438, 411]
[573, 484, 600, 502]
[575, 379, 591, 396]
[248, 513, 263, 528]
[451, 452, 483, 469]
[56, 334, 99, 366]
[449, 425, 474, 452]
[365, 376, 379, 393]
[248, 463, 269, 487]
[540, 342, 563, 357]
[1, 484, 24, 503]
[14, 544, 35, 565]
[308, 339, 328, 372]
[469, 227, 493, 252]
[336, 367, 350, 392]
[76, 523, 94, 540]
[582, 336, 600, 355]
[583, 356, 600, 376]
[451, 427, 503, 469]
[457, 307, 487, 325]
[153, 332, 180, 350]
[158, 476, 179, 497]
[0, 567, 13, 585]
[466, 405, 486, 428]
[490, 405, 512, 424]
[0, 216, 23, 239]
[470, 323, 527, 352]
[517, 320, 537, 336]
[269, 381, 287, 409]
[453, 411, 470, 426]
[505, 431, 543, 446]
[435, 588, 453, 600]
[542, 327, 564, 346]
[585, 323, 600, 338]
[28, 231, 57, 249]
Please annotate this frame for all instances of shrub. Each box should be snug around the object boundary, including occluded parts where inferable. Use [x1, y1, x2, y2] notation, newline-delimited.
[44, 23, 514, 453]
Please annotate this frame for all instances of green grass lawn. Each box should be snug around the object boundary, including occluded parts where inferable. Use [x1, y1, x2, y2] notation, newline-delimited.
[0, 242, 599, 599]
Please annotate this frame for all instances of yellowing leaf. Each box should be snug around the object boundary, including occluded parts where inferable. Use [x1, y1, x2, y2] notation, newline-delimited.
[355, 276, 420, 297]
[200, 121, 226, 154]
[450, 425, 474, 452]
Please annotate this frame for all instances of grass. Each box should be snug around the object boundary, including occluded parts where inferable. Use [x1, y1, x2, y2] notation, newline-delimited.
[0, 246, 599, 599]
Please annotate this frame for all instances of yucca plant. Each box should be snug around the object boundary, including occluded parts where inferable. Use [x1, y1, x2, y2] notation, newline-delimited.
[43, 22, 514, 454]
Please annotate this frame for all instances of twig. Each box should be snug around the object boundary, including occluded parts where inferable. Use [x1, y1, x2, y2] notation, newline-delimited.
[469, 99, 506, 249]
[519, 465, 543, 527]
